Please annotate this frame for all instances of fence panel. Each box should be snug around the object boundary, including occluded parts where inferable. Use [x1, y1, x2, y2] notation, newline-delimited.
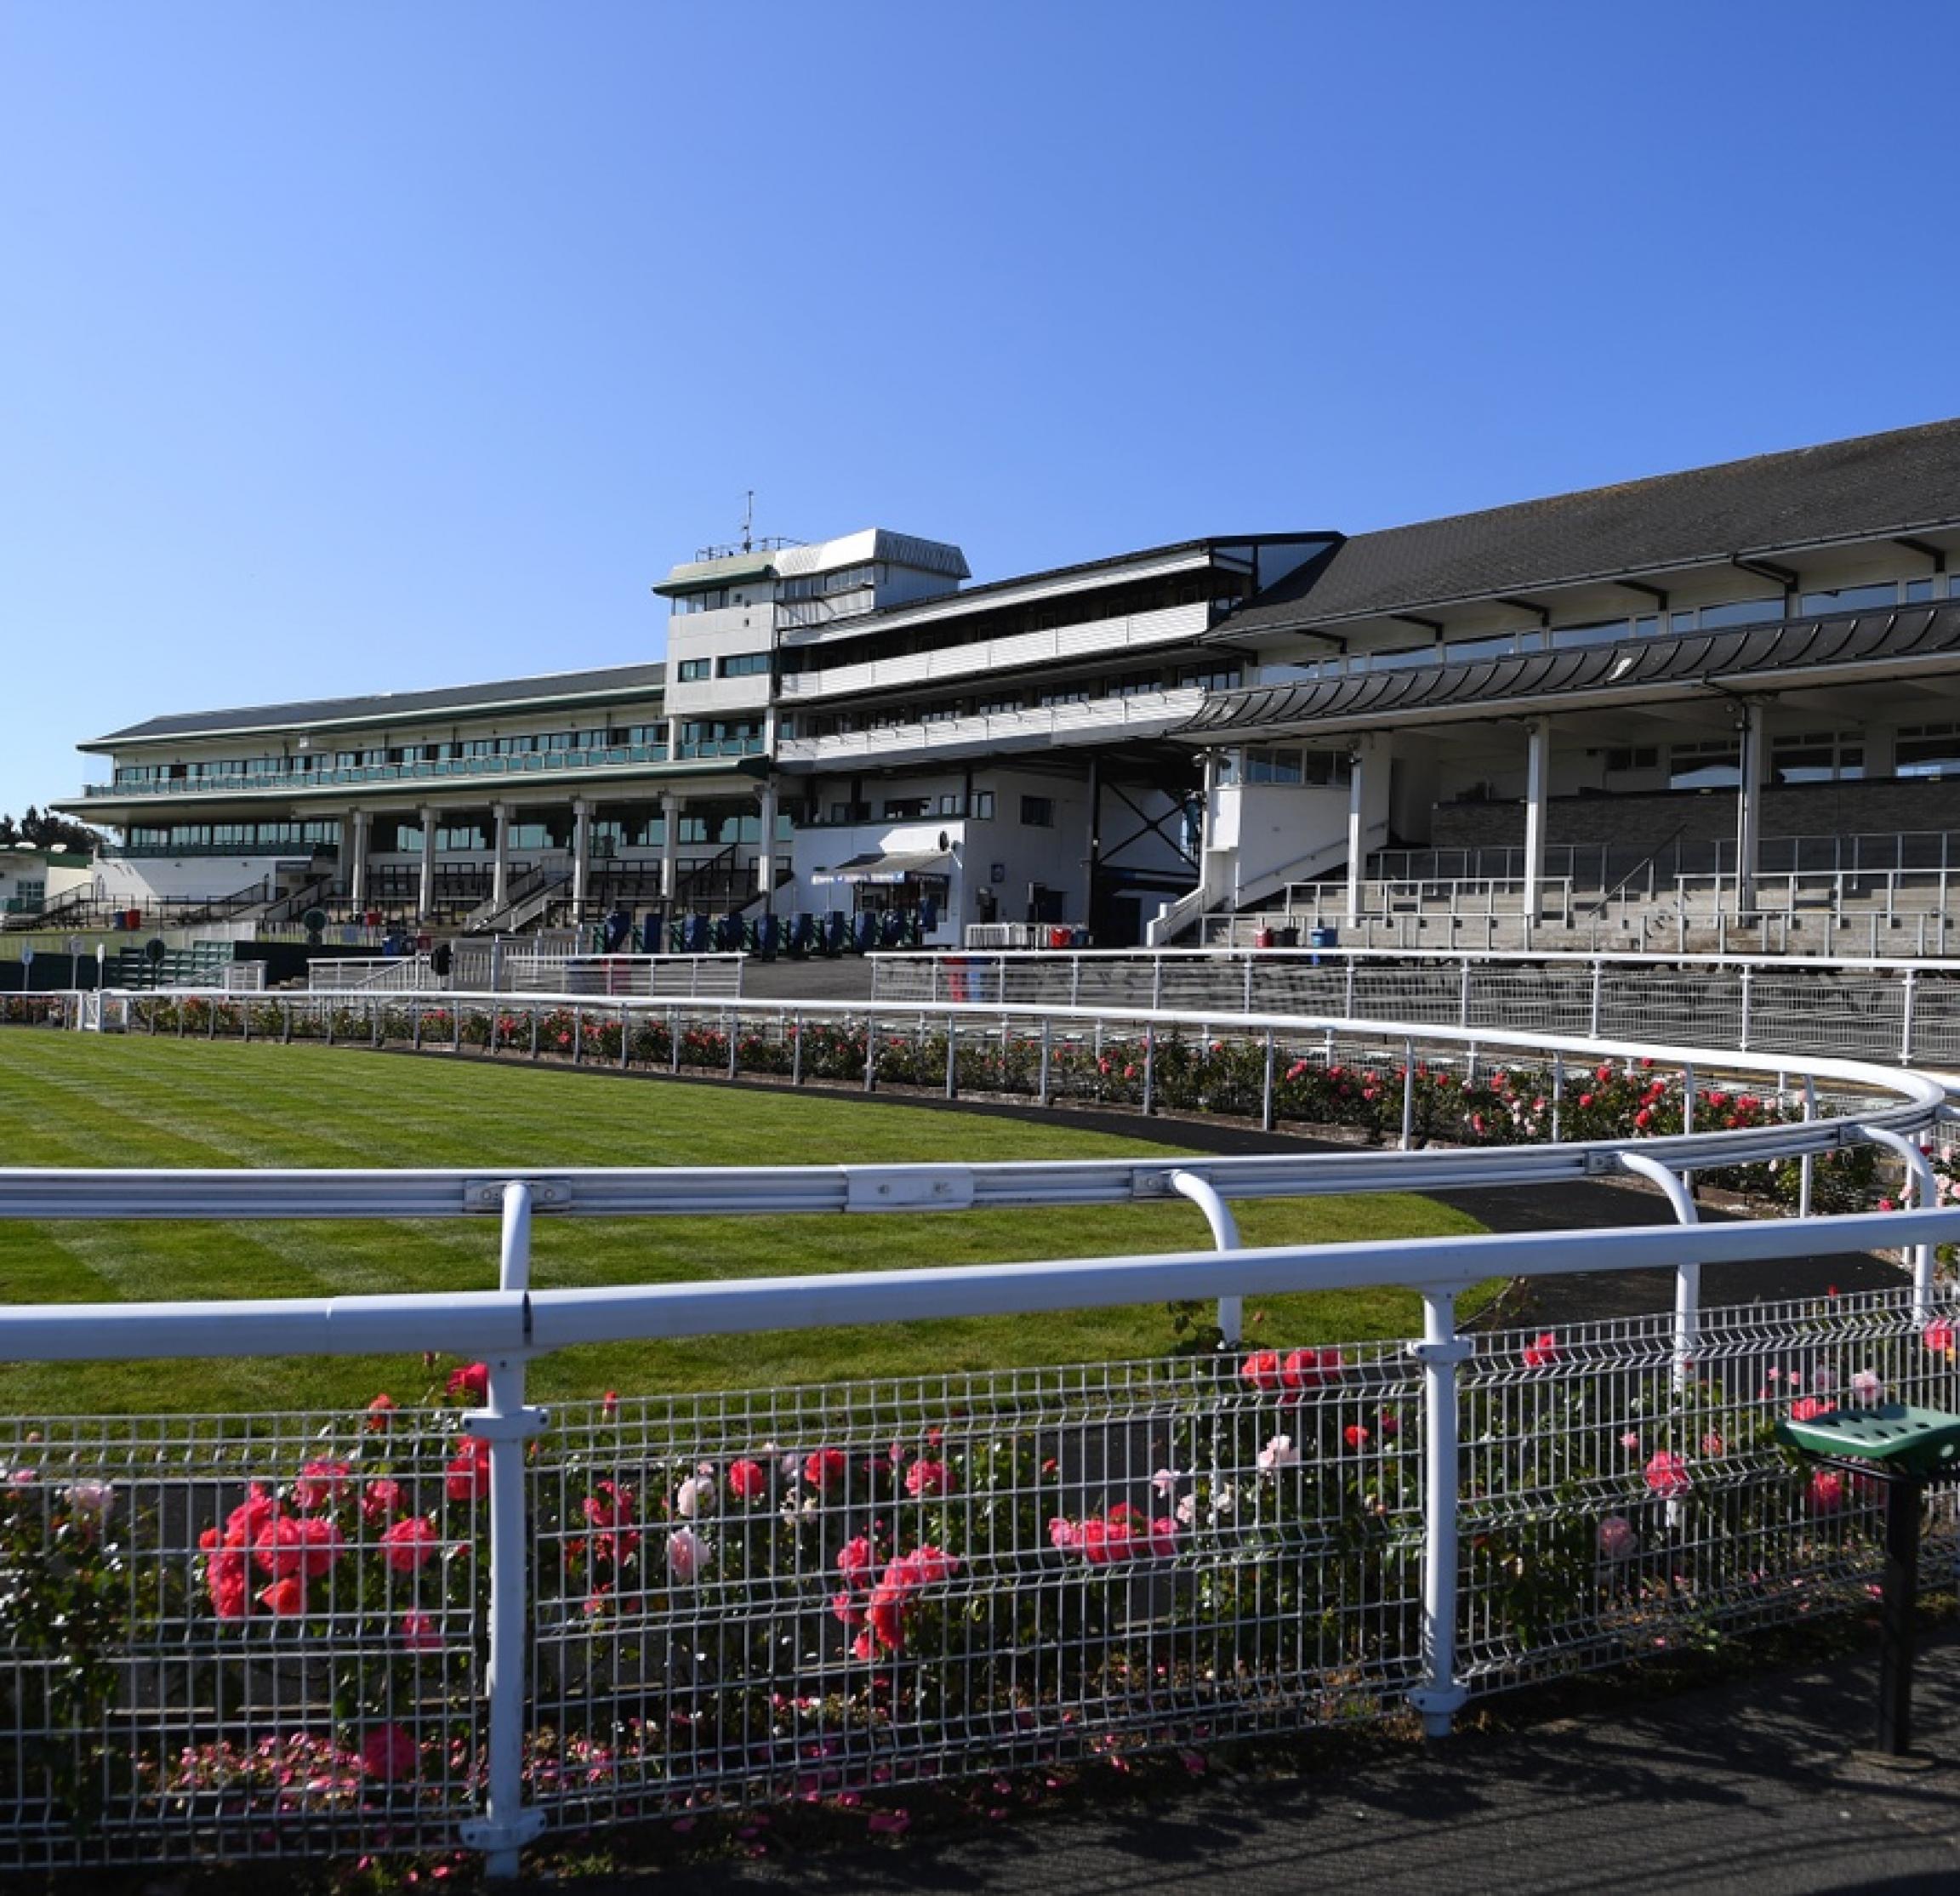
[0, 1408, 486, 1872]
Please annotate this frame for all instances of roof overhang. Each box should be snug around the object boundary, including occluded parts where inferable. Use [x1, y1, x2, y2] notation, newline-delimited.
[1174, 601, 1960, 745]
[811, 849, 954, 885]
[652, 552, 778, 598]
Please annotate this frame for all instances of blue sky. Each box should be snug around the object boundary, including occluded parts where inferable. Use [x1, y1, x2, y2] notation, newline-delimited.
[4, 0, 1959, 823]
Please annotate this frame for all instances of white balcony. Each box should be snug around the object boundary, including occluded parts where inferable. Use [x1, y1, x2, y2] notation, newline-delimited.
[776, 600, 1212, 703]
[778, 686, 1206, 768]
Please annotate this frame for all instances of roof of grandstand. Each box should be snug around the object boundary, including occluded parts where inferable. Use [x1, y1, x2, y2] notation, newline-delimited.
[85, 662, 670, 748]
[1219, 416, 1960, 637]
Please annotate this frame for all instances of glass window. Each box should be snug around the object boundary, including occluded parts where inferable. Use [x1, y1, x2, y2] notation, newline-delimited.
[1020, 795, 1054, 827]
[971, 789, 995, 819]
[1668, 739, 1741, 789]
[675, 658, 711, 682]
[1771, 731, 1864, 784]
[1179, 664, 1240, 692]
[1604, 745, 1660, 775]
[1800, 582, 1899, 616]
[1896, 723, 1960, 777]
[1694, 597, 1784, 632]
[1549, 618, 1632, 650]
[718, 652, 771, 677]
[1244, 747, 1303, 785]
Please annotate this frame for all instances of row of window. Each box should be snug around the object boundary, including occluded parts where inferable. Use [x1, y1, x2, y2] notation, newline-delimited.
[1226, 747, 1356, 789]
[113, 726, 661, 787]
[1599, 727, 1960, 789]
[778, 563, 879, 602]
[124, 821, 341, 851]
[674, 653, 772, 682]
[1281, 572, 1958, 684]
[821, 792, 1065, 827]
[130, 810, 795, 856]
[834, 791, 1005, 824]
[789, 665, 1239, 739]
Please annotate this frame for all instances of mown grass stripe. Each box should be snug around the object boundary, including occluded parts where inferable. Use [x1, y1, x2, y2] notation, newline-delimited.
[0, 1033, 1487, 1415]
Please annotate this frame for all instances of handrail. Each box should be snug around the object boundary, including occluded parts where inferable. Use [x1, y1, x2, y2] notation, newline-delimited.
[1579, 822, 1690, 920]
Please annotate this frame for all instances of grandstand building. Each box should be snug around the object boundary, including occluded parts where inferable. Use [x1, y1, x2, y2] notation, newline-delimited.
[54, 416, 1960, 951]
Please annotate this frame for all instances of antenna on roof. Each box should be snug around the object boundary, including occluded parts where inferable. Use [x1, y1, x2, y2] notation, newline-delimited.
[741, 490, 755, 554]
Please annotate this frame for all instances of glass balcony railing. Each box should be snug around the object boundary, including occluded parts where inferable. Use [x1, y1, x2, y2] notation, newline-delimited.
[84, 743, 681, 800]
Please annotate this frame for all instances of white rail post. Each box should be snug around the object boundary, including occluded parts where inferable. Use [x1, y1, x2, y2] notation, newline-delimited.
[863, 1011, 877, 1093]
[1901, 967, 1917, 1067]
[1169, 1169, 1244, 1345]
[944, 1011, 958, 1100]
[1039, 1016, 1052, 1107]
[1800, 1073, 1816, 1218]
[1142, 1023, 1156, 1117]
[1400, 1035, 1416, 1150]
[460, 1181, 546, 1879]
[1409, 1289, 1471, 1738]
[1856, 1125, 1940, 1319]
[791, 1009, 805, 1087]
[1615, 1151, 1700, 1386]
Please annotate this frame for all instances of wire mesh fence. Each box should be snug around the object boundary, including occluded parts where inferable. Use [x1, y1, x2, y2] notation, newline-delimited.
[2, 1288, 1956, 1869]
[0, 1407, 485, 1871]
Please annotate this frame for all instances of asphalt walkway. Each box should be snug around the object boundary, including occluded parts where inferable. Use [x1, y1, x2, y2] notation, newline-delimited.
[550, 1624, 1960, 1893]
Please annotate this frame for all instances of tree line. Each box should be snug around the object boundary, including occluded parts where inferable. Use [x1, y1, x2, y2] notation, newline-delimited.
[0, 806, 103, 852]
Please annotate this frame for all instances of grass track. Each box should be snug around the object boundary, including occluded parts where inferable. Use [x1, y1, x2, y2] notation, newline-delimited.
[0, 1033, 1488, 1413]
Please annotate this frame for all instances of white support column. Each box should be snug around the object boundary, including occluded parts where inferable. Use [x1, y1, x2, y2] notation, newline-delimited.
[490, 802, 510, 911]
[417, 806, 437, 921]
[660, 793, 683, 904]
[1345, 742, 1368, 926]
[570, 798, 591, 915]
[1522, 718, 1549, 924]
[346, 809, 371, 912]
[1735, 703, 1763, 920]
[756, 779, 779, 907]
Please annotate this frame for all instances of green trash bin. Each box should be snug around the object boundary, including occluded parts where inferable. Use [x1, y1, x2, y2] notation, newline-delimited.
[1778, 1401, 1960, 1758]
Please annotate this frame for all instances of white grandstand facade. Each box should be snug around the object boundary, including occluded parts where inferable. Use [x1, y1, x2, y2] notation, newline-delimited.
[52, 416, 1960, 952]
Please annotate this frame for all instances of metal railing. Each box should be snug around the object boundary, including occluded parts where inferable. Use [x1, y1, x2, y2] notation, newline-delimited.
[0, 1134, 1955, 1873]
[873, 947, 1960, 1071]
[499, 951, 744, 998]
[9, 979, 1960, 1871]
[308, 955, 435, 993]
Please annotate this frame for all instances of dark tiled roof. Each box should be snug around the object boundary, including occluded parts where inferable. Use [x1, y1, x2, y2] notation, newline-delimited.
[1179, 601, 1960, 738]
[1222, 417, 1960, 636]
[90, 663, 669, 746]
